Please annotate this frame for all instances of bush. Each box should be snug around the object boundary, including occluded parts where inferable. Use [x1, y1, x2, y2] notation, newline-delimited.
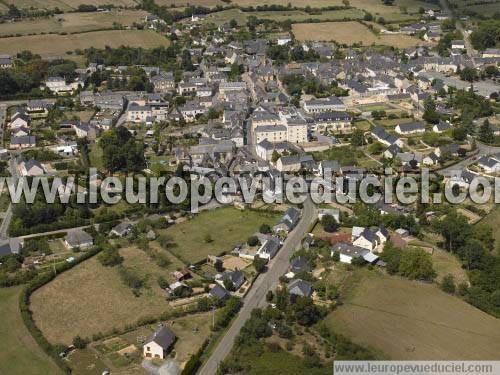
[321, 214, 338, 233]
[247, 236, 259, 247]
[440, 274, 456, 294]
[253, 257, 267, 273]
[73, 335, 87, 349]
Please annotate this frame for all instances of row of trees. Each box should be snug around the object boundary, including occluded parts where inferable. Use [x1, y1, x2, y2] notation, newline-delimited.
[432, 210, 500, 317]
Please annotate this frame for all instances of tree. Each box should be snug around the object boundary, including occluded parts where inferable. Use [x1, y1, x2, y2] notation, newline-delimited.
[478, 119, 494, 144]
[73, 336, 87, 349]
[321, 214, 339, 233]
[351, 129, 365, 146]
[460, 67, 477, 83]
[259, 224, 271, 234]
[271, 150, 280, 163]
[253, 257, 267, 273]
[229, 18, 238, 28]
[423, 97, 440, 124]
[204, 234, 213, 243]
[266, 290, 274, 302]
[247, 236, 259, 247]
[223, 278, 234, 291]
[398, 248, 436, 281]
[441, 274, 456, 294]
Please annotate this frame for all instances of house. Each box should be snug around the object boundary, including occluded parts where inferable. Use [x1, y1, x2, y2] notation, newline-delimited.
[287, 278, 313, 300]
[303, 96, 346, 113]
[277, 35, 292, 45]
[273, 207, 300, 233]
[447, 170, 475, 189]
[10, 136, 35, 149]
[0, 54, 13, 69]
[433, 121, 452, 133]
[477, 156, 500, 173]
[216, 270, 245, 290]
[18, 159, 45, 177]
[423, 152, 439, 166]
[434, 144, 464, 158]
[395, 122, 426, 135]
[317, 160, 340, 178]
[313, 111, 352, 133]
[127, 102, 152, 123]
[173, 269, 191, 281]
[110, 222, 133, 237]
[13, 126, 29, 137]
[451, 40, 465, 50]
[371, 127, 403, 147]
[45, 76, 80, 94]
[0, 238, 22, 256]
[482, 48, 500, 58]
[352, 226, 388, 252]
[151, 72, 175, 92]
[383, 143, 401, 159]
[289, 256, 311, 276]
[65, 229, 94, 249]
[209, 284, 230, 300]
[143, 325, 176, 359]
[331, 242, 379, 264]
[257, 236, 281, 260]
[8, 112, 30, 129]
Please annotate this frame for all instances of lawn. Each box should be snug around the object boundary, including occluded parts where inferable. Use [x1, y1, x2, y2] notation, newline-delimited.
[0, 30, 169, 57]
[158, 207, 281, 264]
[311, 145, 366, 166]
[0, 286, 62, 375]
[292, 21, 426, 47]
[88, 142, 104, 170]
[0, 10, 148, 36]
[325, 271, 500, 360]
[30, 246, 180, 345]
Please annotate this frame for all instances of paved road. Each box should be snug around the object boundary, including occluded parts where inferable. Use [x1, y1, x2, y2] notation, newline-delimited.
[439, 0, 475, 57]
[0, 157, 20, 239]
[198, 199, 317, 375]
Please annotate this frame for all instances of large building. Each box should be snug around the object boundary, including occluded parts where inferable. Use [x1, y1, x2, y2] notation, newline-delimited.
[303, 96, 346, 113]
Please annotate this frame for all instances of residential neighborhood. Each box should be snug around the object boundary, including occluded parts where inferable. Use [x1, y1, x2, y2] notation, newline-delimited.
[0, 1, 499, 375]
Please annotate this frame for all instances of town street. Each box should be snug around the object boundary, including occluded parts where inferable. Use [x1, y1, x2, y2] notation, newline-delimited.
[199, 198, 316, 375]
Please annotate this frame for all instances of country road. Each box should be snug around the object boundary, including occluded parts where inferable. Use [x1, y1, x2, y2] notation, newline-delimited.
[439, 0, 475, 57]
[198, 199, 317, 375]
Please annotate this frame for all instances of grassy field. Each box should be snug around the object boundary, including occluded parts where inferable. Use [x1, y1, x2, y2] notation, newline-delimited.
[448, 0, 500, 18]
[30, 246, 180, 345]
[89, 142, 104, 170]
[0, 10, 148, 37]
[326, 272, 500, 360]
[159, 207, 281, 264]
[0, 286, 62, 375]
[4, 0, 136, 11]
[0, 30, 169, 57]
[292, 21, 426, 47]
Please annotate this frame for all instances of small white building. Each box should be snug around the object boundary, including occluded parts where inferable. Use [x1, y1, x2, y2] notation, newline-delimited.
[143, 325, 176, 359]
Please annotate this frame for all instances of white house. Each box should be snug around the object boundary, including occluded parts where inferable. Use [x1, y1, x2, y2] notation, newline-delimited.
[395, 122, 426, 135]
[143, 325, 176, 359]
[477, 156, 500, 173]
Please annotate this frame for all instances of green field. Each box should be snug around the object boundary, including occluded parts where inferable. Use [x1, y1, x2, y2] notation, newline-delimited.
[0, 30, 169, 57]
[0, 286, 62, 375]
[0, 10, 148, 37]
[448, 0, 500, 18]
[326, 271, 500, 359]
[30, 246, 183, 344]
[159, 207, 281, 264]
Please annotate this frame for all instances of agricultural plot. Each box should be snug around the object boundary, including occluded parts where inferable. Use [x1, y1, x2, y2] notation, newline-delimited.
[326, 272, 500, 360]
[30, 246, 181, 345]
[292, 21, 426, 47]
[0, 30, 169, 57]
[448, 0, 500, 18]
[158, 207, 281, 264]
[4, 0, 136, 11]
[0, 287, 62, 375]
[0, 10, 148, 37]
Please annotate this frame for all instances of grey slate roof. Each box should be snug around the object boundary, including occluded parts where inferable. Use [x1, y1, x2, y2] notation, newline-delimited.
[145, 326, 176, 350]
